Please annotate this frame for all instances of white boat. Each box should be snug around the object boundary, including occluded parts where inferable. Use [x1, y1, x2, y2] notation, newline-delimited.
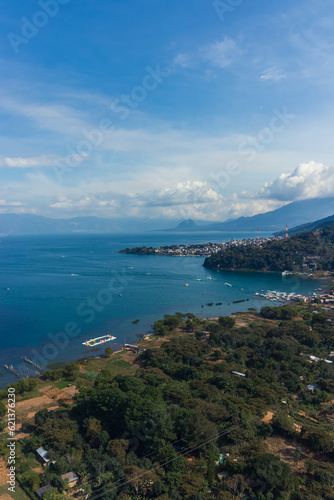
[224, 282, 232, 287]
[83, 334, 116, 347]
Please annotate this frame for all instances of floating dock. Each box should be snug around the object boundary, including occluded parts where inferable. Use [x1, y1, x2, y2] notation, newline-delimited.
[83, 334, 116, 347]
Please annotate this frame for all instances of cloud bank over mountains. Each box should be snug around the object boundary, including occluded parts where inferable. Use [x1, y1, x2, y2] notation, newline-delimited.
[258, 162, 334, 201]
[1, 161, 332, 221]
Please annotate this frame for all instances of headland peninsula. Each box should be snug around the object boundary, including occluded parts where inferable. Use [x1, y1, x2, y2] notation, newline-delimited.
[120, 223, 334, 280]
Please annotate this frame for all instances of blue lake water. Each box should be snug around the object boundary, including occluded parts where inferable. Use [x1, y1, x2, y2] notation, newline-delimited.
[0, 232, 324, 386]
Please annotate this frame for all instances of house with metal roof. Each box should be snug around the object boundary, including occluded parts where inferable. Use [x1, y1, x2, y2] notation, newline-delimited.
[232, 371, 246, 377]
[36, 447, 50, 463]
[61, 471, 79, 487]
[34, 485, 53, 498]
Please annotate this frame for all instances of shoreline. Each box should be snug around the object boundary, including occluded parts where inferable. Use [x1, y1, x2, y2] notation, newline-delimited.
[1, 271, 331, 388]
[47, 275, 334, 368]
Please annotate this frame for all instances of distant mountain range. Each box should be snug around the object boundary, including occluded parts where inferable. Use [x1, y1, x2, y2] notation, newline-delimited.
[162, 197, 334, 232]
[0, 214, 215, 235]
[1, 196, 334, 234]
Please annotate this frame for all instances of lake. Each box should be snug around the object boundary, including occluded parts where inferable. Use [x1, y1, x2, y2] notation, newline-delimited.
[0, 232, 323, 386]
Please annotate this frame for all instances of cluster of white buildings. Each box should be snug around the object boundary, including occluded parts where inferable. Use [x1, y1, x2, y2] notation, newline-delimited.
[152, 235, 283, 257]
[256, 289, 334, 305]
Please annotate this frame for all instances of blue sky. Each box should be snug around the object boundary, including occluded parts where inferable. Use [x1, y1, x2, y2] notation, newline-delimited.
[1, 0, 334, 220]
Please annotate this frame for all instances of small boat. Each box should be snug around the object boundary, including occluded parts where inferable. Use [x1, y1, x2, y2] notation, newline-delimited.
[185, 284, 189, 286]
[119, 294, 122, 297]
[224, 282, 232, 287]
[83, 334, 116, 347]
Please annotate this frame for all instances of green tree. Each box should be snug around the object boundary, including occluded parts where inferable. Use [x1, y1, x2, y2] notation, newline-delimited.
[218, 316, 236, 328]
[163, 315, 183, 330]
[38, 415, 78, 448]
[272, 411, 295, 437]
[35, 408, 49, 426]
[206, 444, 217, 487]
[107, 439, 129, 462]
[252, 453, 295, 496]
[105, 346, 113, 357]
[0, 401, 6, 418]
[85, 417, 102, 442]
[306, 430, 334, 454]
[14, 378, 38, 394]
[154, 320, 169, 336]
[63, 362, 79, 381]
[43, 490, 66, 500]
[26, 472, 41, 491]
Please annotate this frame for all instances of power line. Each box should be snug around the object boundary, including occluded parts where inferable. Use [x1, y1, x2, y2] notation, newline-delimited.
[87, 412, 264, 500]
[84, 409, 236, 496]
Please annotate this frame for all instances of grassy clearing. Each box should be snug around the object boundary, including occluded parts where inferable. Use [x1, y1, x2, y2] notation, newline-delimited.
[54, 380, 72, 390]
[0, 484, 30, 500]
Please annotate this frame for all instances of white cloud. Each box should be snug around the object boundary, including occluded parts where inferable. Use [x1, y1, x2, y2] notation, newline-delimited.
[201, 37, 242, 68]
[45, 182, 223, 217]
[173, 53, 193, 68]
[138, 181, 223, 207]
[260, 67, 286, 82]
[0, 96, 89, 138]
[0, 200, 22, 206]
[172, 37, 242, 74]
[258, 161, 334, 201]
[0, 155, 70, 169]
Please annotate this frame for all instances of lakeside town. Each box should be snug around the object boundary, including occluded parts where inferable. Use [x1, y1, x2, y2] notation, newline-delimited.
[119, 234, 285, 257]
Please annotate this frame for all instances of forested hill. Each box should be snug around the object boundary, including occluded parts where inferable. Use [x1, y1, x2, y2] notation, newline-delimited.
[203, 223, 334, 272]
[274, 213, 334, 237]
